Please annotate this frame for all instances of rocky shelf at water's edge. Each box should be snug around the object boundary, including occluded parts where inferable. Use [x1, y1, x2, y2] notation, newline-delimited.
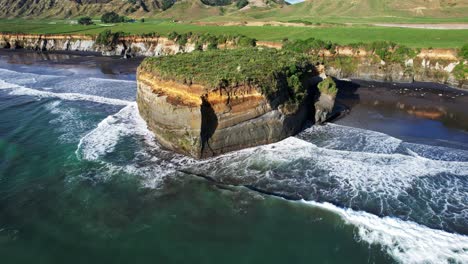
[136, 49, 335, 158]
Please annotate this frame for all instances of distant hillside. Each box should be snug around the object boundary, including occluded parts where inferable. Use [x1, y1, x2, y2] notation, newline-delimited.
[0, 0, 153, 18]
[0, 0, 284, 18]
[247, 0, 468, 20]
[154, 0, 286, 20]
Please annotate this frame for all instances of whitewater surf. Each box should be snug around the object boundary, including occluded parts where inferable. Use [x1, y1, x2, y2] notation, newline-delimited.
[0, 51, 467, 264]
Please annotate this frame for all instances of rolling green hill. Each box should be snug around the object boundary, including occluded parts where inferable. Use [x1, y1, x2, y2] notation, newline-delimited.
[269, 0, 468, 18]
[234, 0, 468, 23]
[0, 0, 466, 49]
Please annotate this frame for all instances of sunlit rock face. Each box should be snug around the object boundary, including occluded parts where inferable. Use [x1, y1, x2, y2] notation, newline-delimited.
[136, 70, 313, 159]
[136, 49, 325, 158]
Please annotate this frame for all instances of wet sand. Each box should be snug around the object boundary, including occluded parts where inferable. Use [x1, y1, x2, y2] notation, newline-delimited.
[335, 79, 468, 149]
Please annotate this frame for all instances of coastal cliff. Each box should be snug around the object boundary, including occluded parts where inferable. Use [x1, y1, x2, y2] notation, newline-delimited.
[0, 32, 258, 58]
[1, 33, 465, 89]
[0, 33, 188, 57]
[136, 49, 324, 158]
[325, 48, 467, 89]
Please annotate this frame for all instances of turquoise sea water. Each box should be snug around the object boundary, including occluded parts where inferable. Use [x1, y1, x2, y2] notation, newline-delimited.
[0, 51, 467, 264]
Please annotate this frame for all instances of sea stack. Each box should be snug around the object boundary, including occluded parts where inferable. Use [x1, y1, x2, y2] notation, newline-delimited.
[137, 48, 323, 158]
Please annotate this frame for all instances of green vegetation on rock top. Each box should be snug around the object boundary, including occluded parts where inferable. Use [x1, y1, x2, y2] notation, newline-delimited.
[317, 77, 338, 97]
[460, 44, 468, 60]
[140, 48, 314, 101]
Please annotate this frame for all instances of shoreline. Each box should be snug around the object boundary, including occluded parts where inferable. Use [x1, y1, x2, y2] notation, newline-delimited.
[2, 48, 466, 139]
[1, 48, 465, 91]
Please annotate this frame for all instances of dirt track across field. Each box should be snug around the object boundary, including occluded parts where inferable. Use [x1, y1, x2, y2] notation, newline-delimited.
[373, 23, 468, 30]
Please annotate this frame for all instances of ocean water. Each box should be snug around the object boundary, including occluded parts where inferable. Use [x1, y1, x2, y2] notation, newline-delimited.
[0, 51, 467, 264]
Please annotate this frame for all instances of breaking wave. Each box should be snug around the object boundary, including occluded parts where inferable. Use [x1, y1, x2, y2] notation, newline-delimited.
[75, 103, 194, 188]
[0, 79, 131, 106]
[76, 103, 151, 160]
[305, 201, 468, 264]
[0, 68, 136, 101]
[188, 125, 468, 234]
[2, 66, 468, 264]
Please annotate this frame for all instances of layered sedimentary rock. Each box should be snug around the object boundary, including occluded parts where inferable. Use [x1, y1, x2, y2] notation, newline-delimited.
[0, 33, 190, 57]
[137, 49, 319, 158]
[324, 48, 467, 89]
[0, 33, 262, 58]
[0, 33, 465, 90]
[137, 74, 311, 158]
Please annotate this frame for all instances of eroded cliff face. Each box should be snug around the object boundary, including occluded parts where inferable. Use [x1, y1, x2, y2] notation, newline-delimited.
[0, 33, 189, 57]
[1, 33, 464, 90]
[137, 69, 311, 159]
[323, 48, 467, 89]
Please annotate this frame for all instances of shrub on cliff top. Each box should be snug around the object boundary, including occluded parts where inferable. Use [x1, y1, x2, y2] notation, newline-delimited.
[453, 63, 467, 84]
[283, 38, 336, 54]
[460, 44, 468, 60]
[317, 77, 338, 97]
[166, 31, 256, 49]
[96, 30, 124, 46]
[140, 48, 315, 101]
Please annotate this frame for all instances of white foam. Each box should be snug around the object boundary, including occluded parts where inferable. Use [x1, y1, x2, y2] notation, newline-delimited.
[0, 79, 131, 106]
[75, 102, 195, 188]
[299, 123, 403, 154]
[190, 132, 468, 234]
[303, 201, 468, 264]
[198, 136, 467, 194]
[76, 103, 149, 160]
[45, 101, 95, 143]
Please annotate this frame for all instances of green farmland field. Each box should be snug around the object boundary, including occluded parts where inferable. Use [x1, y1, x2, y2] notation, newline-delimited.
[0, 19, 467, 48]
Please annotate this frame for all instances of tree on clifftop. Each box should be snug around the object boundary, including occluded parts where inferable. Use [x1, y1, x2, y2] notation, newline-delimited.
[78, 16, 93, 25]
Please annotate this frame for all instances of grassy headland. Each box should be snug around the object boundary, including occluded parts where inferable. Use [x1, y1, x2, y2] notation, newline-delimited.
[140, 48, 313, 101]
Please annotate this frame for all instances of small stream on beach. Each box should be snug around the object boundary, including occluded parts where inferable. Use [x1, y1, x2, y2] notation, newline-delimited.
[0, 51, 467, 264]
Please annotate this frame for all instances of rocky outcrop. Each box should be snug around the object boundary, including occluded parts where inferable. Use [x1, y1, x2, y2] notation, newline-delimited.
[136, 49, 324, 158]
[325, 54, 467, 90]
[137, 70, 314, 159]
[273, 42, 467, 90]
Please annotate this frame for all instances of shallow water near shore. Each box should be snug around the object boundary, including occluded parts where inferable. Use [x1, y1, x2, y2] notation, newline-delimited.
[0, 50, 467, 264]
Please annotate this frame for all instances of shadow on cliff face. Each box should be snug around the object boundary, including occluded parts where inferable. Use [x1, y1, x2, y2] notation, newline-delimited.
[328, 79, 361, 121]
[200, 96, 218, 157]
[300, 74, 361, 124]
